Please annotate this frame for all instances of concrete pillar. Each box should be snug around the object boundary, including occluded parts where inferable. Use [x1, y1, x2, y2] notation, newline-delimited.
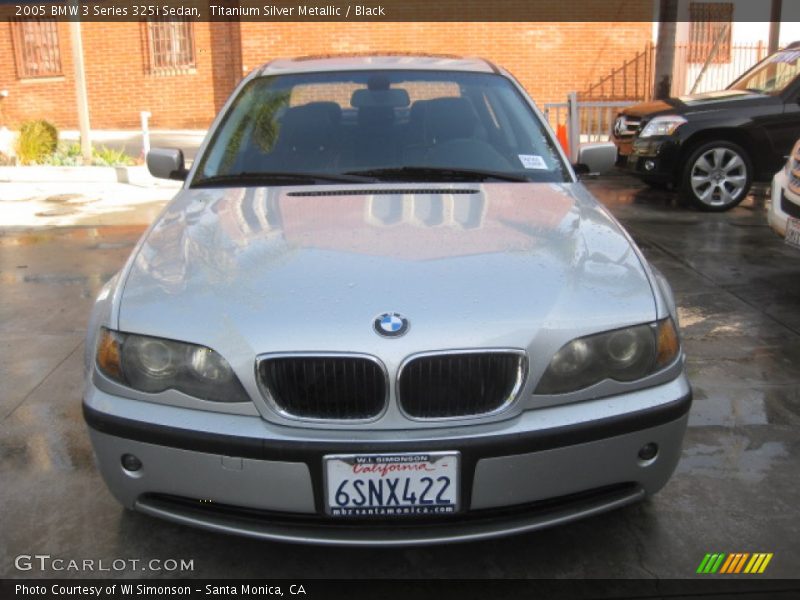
[654, 0, 679, 100]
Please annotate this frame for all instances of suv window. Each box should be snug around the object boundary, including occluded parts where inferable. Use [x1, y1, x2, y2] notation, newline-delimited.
[729, 48, 800, 95]
[195, 70, 567, 184]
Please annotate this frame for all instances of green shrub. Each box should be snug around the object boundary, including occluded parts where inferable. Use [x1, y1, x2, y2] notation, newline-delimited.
[15, 120, 58, 164]
[43, 142, 136, 167]
[46, 142, 83, 166]
[92, 145, 135, 167]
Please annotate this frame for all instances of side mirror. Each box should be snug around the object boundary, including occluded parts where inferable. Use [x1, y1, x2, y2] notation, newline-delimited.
[573, 142, 617, 177]
[146, 148, 187, 180]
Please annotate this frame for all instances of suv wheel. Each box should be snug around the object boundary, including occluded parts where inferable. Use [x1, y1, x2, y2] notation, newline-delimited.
[681, 141, 752, 211]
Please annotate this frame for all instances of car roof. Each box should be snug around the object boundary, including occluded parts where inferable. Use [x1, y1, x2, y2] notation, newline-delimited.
[259, 53, 498, 75]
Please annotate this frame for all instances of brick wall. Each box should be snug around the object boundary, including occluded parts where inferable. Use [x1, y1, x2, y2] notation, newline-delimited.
[0, 6, 653, 129]
[1, 21, 240, 129]
[240, 21, 653, 110]
[80, 22, 241, 128]
[0, 21, 78, 128]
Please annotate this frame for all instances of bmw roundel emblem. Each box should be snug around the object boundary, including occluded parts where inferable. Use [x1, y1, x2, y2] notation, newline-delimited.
[374, 312, 409, 338]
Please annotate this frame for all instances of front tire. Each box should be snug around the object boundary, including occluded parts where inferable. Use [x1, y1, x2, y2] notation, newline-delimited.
[680, 141, 752, 211]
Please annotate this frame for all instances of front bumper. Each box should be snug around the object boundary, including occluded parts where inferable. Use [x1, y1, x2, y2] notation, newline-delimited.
[769, 169, 800, 237]
[84, 375, 691, 545]
[614, 136, 681, 183]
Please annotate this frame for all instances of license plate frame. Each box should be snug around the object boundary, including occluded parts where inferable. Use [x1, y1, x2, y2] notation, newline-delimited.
[786, 217, 800, 250]
[323, 451, 460, 518]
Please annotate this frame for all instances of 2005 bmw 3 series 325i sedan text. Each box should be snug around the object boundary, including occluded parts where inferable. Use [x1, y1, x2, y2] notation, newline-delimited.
[83, 55, 691, 545]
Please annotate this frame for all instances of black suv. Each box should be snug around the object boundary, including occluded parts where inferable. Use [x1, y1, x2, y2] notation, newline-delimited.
[613, 42, 800, 211]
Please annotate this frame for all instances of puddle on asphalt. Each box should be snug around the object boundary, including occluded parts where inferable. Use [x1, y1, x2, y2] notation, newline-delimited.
[35, 207, 79, 217]
[679, 306, 707, 328]
[0, 270, 114, 288]
[2, 193, 165, 229]
[70, 201, 165, 228]
[0, 225, 147, 246]
[91, 241, 134, 250]
[678, 439, 789, 484]
[0, 226, 143, 287]
[44, 194, 84, 204]
[34, 194, 100, 216]
[0, 421, 96, 473]
[689, 387, 769, 427]
[0, 229, 96, 245]
[21, 273, 99, 285]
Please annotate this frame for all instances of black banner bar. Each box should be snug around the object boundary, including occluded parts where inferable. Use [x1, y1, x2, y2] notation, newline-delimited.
[0, 0, 792, 22]
[3, 579, 800, 600]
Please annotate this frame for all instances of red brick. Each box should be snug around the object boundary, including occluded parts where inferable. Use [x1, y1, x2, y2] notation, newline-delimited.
[0, 13, 652, 129]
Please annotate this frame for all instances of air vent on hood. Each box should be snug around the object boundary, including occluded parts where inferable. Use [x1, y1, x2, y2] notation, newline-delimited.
[287, 189, 478, 197]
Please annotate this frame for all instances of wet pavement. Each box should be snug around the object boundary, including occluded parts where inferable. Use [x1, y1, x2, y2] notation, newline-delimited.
[0, 175, 798, 579]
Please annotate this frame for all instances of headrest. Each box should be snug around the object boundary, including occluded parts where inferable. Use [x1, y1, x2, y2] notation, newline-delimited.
[276, 102, 342, 149]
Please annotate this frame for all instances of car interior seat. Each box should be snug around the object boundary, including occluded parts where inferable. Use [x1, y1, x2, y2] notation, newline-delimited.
[242, 102, 342, 172]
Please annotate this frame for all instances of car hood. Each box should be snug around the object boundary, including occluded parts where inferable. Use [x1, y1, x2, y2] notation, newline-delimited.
[622, 89, 768, 118]
[119, 183, 656, 368]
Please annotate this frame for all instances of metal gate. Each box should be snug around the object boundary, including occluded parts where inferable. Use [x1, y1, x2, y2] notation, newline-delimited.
[543, 93, 633, 161]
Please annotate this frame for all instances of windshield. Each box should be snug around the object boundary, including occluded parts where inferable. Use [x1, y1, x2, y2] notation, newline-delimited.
[728, 48, 800, 94]
[194, 70, 568, 185]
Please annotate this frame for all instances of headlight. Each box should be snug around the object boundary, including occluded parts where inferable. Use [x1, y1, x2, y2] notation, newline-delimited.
[785, 138, 800, 175]
[535, 319, 680, 395]
[95, 328, 249, 403]
[639, 116, 687, 138]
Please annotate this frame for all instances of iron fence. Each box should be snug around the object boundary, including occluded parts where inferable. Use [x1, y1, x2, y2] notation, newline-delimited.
[671, 42, 767, 96]
[544, 96, 634, 159]
[581, 42, 769, 102]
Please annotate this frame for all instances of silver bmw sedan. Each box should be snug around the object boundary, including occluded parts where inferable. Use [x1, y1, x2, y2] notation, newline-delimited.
[83, 55, 690, 545]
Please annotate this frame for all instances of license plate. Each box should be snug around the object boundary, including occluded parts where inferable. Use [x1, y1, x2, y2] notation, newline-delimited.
[324, 452, 459, 517]
[786, 217, 800, 250]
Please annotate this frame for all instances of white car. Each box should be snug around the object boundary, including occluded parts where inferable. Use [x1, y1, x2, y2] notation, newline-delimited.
[770, 138, 800, 249]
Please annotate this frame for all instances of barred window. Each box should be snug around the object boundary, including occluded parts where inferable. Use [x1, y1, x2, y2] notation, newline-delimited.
[689, 3, 733, 64]
[11, 20, 62, 78]
[146, 20, 196, 74]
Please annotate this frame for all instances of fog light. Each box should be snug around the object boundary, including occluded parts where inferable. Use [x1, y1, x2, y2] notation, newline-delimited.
[638, 442, 659, 461]
[121, 453, 142, 472]
[644, 160, 656, 171]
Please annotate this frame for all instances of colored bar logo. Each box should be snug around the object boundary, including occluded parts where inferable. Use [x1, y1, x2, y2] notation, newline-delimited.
[696, 553, 773, 574]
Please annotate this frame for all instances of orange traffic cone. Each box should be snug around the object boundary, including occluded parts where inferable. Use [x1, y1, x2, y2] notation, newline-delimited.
[556, 123, 569, 157]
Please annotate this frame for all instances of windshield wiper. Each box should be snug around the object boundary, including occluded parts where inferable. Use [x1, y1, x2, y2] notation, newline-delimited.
[343, 166, 532, 183]
[192, 171, 375, 187]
